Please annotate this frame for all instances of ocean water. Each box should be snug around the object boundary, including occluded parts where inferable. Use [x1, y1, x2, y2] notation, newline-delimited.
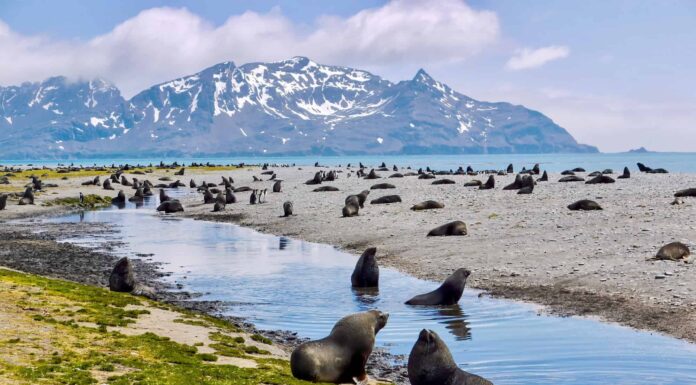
[3, 152, 696, 173]
[45, 191, 696, 385]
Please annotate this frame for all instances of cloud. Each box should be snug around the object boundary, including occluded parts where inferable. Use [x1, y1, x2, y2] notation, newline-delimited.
[0, 0, 500, 97]
[505, 45, 569, 70]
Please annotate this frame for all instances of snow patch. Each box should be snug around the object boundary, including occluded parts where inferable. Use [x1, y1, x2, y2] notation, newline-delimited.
[239, 128, 247, 137]
[377, 137, 384, 144]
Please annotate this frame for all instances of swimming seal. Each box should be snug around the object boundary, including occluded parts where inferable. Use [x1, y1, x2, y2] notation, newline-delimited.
[109, 257, 135, 293]
[568, 200, 602, 211]
[653, 242, 690, 261]
[283, 201, 293, 217]
[290, 310, 389, 383]
[157, 200, 184, 213]
[411, 201, 444, 211]
[408, 329, 494, 385]
[406, 268, 471, 305]
[370, 195, 401, 204]
[427, 221, 467, 236]
[351, 247, 379, 288]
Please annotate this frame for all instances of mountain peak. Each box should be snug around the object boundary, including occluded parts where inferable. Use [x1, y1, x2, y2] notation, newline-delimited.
[413, 68, 434, 83]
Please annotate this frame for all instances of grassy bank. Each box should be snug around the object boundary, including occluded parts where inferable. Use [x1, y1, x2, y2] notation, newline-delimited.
[0, 268, 322, 385]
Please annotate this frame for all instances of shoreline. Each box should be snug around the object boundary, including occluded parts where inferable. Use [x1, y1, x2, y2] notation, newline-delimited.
[2, 164, 695, 345]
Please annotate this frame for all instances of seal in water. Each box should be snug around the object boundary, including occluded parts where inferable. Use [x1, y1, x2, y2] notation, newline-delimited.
[405, 268, 471, 306]
[568, 199, 603, 211]
[112, 190, 126, 205]
[290, 310, 389, 384]
[159, 189, 171, 202]
[653, 242, 690, 261]
[313, 186, 340, 192]
[351, 247, 379, 288]
[411, 200, 444, 210]
[427, 221, 467, 236]
[479, 175, 494, 190]
[157, 200, 184, 213]
[283, 201, 293, 217]
[370, 195, 401, 204]
[109, 257, 135, 293]
[432, 179, 455, 185]
[408, 329, 494, 385]
[617, 167, 630, 179]
[273, 180, 282, 193]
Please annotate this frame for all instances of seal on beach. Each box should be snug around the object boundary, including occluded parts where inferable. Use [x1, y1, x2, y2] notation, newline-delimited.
[464, 180, 482, 187]
[109, 257, 135, 293]
[558, 175, 585, 182]
[405, 268, 471, 305]
[538, 170, 549, 182]
[0, 194, 7, 210]
[273, 180, 282, 193]
[370, 195, 401, 204]
[479, 175, 494, 190]
[418, 174, 436, 180]
[427, 221, 467, 236]
[432, 179, 455, 185]
[157, 200, 184, 213]
[290, 310, 389, 384]
[283, 201, 293, 217]
[503, 174, 523, 190]
[506, 163, 514, 174]
[225, 188, 237, 204]
[159, 189, 171, 202]
[674, 188, 696, 198]
[637, 162, 651, 172]
[408, 329, 494, 385]
[517, 184, 534, 194]
[364, 169, 381, 179]
[343, 195, 360, 217]
[189, 179, 197, 188]
[213, 202, 225, 212]
[18, 187, 34, 205]
[617, 167, 630, 179]
[370, 183, 396, 190]
[586, 175, 615, 184]
[250, 190, 257, 205]
[567, 199, 603, 211]
[103, 179, 114, 190]
[411, 200, 444, 211]
[313, 186, 340, 192]
[652, 242, 690, 261]
[351, 247, 379, 288]
[354, 190, 370, 208]
[203, 190, 215, 204]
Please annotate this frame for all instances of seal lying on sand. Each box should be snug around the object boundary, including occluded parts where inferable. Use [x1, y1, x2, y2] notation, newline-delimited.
[652, 242, 690, 261]
[674, 188, 696, 198]
[406, 268, 471, 305]
[586, 175, 615, 184]
[313, 186, 340, 192]
[291, 310, 389, 384]
[568, 200, 603, 211]
[370, 183, 395, 190]
[109, 257, 135, 293]
[351, 248, 379, 288]
[408, 329, 494, 385]
[370, 195, 401, 204]
[427, 221, 467, 236]
[559, 175, 585, 182]
[464, 180, 482, 187]
[432, 179, 455, 185]
[411, 201, 444, 211]
[157, 200, 184, 213]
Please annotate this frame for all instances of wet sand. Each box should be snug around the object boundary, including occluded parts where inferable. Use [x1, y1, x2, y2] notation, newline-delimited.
[1, 164, 695, 343]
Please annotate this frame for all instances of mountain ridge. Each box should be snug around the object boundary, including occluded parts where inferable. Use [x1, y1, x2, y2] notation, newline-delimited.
[0, 56, 597, 159]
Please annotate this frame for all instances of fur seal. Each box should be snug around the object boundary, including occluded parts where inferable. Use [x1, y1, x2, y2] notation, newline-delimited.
[103, 179, 114, 190]
[389, 173, 404, 178]
[351, 248, 379, 288]
[313, 186, 340, 192]
[343, 195, 360, 217]
[159, 189, 171, 202]
[506, 163, 513, 174]
[432, 179, 455, 185]
[203, 190, 215, 204]
[18, 187, 34, 205]
[112, 190, 126, 205]
[0, 194, 7, 210]
[532, 163, 541, 175]
[464, 180, 482, 187]
[572, 167, 586, 172]
[558, 175, 585, 182]
[189, 179, 197, 188]
[290, 310, 389, 383]
[517, 184, 533, 194]
[617, 167, 630, 179]
[674, 188, 696, 198]
[637, 162, 651, 172]
[250, 190, 257, 205]
[174, 167, 185, 176]
[427, 221, 467, 236]
[283, 201, 293, 217]
[503, 174, 523, 190]
[213, 202, 225, 212]
[411, 201, 444, 211]
[350, 190, 370, 208]
[479, 175, 494, 190]
[586, 175, 615, 184]
[648, 168, 668, 174]
[370, 183, 395, 190]
[568, 199, 602, 211]
[215, 192, 226, 205]
[364, 169, 381, 179]
[234, 186, 252, 192]
[225, 188, 237, 204]
[561, 170, 575, 176]
[273, 180, 282, 193]
[653, 242, 690, 261]
[538, 170, 549, 182]
[406, 268, 470, 305]
[157, 200, 184, 213]
[370, 195, 401, 204]
[418, 174, 436, 180]
[109, 257, 135, 293]
[408, 329, 493, 385]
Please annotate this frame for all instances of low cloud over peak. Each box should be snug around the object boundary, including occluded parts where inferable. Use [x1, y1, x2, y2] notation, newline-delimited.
[506, 45, 570, 71]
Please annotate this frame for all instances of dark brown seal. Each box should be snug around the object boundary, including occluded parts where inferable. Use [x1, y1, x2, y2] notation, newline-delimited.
[427, 221, 467, 236]
[351, 247, 379, 288]
[653, 242, 690, 261]
[567, 199, 603, 211]
[411, 201, 444, 211]
[109, 257, 135, 292]
[406, 268, 471, 305]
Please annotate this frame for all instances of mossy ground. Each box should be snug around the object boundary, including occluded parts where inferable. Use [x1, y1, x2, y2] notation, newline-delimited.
[42, 194, 112, 209]
[0, 268, 324, 385]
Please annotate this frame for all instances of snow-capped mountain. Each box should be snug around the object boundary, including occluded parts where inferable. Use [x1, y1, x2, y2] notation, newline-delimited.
[0, 57, 597, 158]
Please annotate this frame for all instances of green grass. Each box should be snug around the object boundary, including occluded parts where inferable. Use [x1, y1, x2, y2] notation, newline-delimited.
[42, 194, 112, 209]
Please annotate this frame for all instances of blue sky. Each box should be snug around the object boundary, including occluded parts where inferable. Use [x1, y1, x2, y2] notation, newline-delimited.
[0, 0, 694, 151]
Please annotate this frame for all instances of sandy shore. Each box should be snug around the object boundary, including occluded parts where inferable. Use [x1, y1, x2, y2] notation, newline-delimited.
[2, 164, 695, 343]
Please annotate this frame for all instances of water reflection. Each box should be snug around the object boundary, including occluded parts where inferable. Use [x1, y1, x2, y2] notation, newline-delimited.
[435, 304, 470, 341]
[351, 287, 380, 307]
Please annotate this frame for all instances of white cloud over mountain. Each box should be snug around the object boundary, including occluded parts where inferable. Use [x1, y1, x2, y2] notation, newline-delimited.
[506, 45, 570, 70]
